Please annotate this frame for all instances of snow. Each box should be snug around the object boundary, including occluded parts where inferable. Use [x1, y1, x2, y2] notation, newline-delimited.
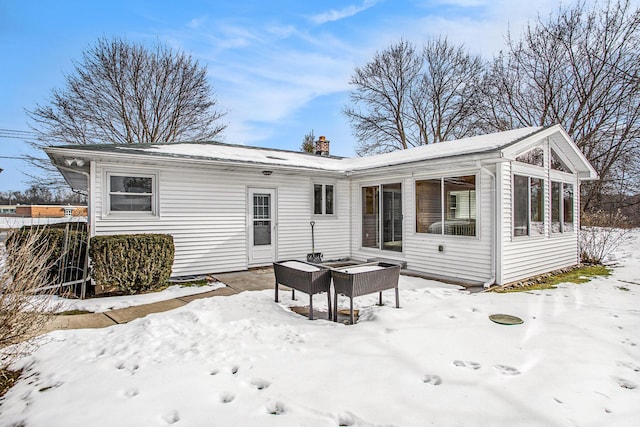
[279, 261, 321, 272]
[336, 265, 385, 274]
[115, 126, 542, 173]
[1, 231, 639, 426]
[47, 282, 225, 313]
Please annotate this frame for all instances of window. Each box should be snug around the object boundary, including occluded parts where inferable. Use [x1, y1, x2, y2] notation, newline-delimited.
[551, 181, 574, 233]
[563, 183, 574, 231]
[416, 175, 476, 236]
[313, 183, 335, 215]
[362, 183, 403, 251]
[516, 145, 544, 167]
[362, 186, 380, 248]
[513, 175, 544, 236]
[550, 148, 571, 172]
[107, 173, 156, 215]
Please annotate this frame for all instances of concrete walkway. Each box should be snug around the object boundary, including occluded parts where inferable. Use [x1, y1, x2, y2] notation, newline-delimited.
[41, 268, 276, 334]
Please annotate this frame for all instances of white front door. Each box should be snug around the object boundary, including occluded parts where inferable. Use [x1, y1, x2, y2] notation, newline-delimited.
[248, 188, 276, 265]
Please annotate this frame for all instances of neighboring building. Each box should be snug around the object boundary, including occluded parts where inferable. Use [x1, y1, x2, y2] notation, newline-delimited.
[45, 125, 597, 286]
[13, 205, 88, 218]
[0, 205, 17, 215]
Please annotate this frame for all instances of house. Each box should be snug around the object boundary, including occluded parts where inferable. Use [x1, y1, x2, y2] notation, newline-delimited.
[44, 125, 597, 286]
[13, 205, 88, 218]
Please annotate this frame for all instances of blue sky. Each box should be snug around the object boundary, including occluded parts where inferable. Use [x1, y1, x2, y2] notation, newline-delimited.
[0, 0, 613, 192]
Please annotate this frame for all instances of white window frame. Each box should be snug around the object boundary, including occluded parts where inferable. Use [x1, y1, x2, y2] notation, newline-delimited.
[104, 169, 159, 218]
[512, 174, 545, 238]
[414, 174, 478, 238]
[551, 180, 574, 234]
[312, 181, 336, 216]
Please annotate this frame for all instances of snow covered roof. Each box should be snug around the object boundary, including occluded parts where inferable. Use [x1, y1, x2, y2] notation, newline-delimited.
[48, 126, 544, 174]
[45, 125, 598, 192]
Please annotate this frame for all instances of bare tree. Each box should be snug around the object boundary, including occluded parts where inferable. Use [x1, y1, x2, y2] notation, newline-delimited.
[27, 37, 227, 184]
[480, 0, 640, 211]
[343, 38, 484, 155]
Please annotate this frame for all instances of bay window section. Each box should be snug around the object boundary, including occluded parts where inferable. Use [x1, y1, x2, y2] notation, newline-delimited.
[530, 178, 544, 235]
[551, 182, 561, 233]
[551, 181, 574, 233]
[416, 175, 476, 237]
[513, 175, 544, 237]
[563, 183, 574, 231]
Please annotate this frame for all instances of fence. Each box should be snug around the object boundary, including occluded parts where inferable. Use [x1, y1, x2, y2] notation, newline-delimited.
[2, 219, 91, 299]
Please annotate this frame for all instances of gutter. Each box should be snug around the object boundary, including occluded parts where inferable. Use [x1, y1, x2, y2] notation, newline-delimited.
[50, 160, 90, 195]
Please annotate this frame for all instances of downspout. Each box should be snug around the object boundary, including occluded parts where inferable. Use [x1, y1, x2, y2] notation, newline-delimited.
[481, 164, 497, 288]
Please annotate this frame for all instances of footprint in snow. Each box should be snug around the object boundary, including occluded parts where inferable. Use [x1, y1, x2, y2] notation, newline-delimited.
[250, 378, 271, 390]
[220, 392, 235, 403]
[266, 401, 286, 415]
[453, 360, 481, 370]
[494, 365, 521, 376]
[123, 387, 139, 398]
[422, 374, 442, 385]
[614, 377, 637, 390]
[338, 412, 356, 426]
[209, 368, 219, 376]
[161, 410, 180, 424]
[231, 366, 239, 375]
[616, 361, 640, 372]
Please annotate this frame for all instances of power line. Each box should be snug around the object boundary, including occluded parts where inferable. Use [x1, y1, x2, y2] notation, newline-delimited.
[0, 128, 39, 140]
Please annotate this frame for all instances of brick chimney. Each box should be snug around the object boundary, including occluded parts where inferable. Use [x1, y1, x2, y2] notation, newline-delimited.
[315, 135, 330, 156]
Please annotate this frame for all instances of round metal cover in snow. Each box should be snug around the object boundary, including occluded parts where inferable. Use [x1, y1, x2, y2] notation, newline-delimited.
[489, 314, 524, 325]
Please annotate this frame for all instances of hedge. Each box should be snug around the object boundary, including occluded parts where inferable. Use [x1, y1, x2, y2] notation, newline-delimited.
[89, 234, 174, 294]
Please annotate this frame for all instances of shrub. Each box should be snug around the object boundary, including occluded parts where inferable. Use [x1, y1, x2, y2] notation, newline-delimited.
[1, 228, 60, 370]
[89, 234, 174, 294]
[579, 210, 632, 264]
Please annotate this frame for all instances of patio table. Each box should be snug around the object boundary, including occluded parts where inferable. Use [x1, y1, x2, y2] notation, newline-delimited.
[273, 260, 332, 320]
[331, 262, 401, 324]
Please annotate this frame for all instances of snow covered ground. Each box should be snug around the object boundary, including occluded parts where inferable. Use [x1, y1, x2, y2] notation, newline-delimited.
[1, 231, 638, 426]
[49, 282, 225, 313]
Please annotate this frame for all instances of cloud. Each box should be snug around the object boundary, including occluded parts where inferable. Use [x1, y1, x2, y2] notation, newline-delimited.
[310, 0, 378, 25]
[187, 16, 207, 29]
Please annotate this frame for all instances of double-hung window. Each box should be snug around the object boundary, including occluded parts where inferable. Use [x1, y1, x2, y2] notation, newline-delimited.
[313, 183, 335, 215]
[107, 172, 157, 215]
[513, 175, 544, 237]
[551, 181, 574, 233]
[415, 175, 476, 236]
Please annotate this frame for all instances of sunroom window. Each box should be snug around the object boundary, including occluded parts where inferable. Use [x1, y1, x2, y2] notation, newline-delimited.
[416, 175, 476, 236]
[108, 173, 156, 214]
[551, 181, 574, 233]
[513, 175, 544, 237]
[516, 145, 544, 167]
[550, 148, 571, 172]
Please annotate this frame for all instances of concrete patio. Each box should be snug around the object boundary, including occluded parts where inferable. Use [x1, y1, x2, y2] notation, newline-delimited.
[40, 268, 276, 334]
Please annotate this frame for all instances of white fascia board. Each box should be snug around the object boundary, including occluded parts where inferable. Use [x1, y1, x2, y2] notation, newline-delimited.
[500, 124, 598, 180]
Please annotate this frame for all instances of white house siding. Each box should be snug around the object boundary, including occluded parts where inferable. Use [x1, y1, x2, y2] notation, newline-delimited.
[500, 160, 580, 284]
[349, 167, 494, 285]
[93, 161, 351, 277]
